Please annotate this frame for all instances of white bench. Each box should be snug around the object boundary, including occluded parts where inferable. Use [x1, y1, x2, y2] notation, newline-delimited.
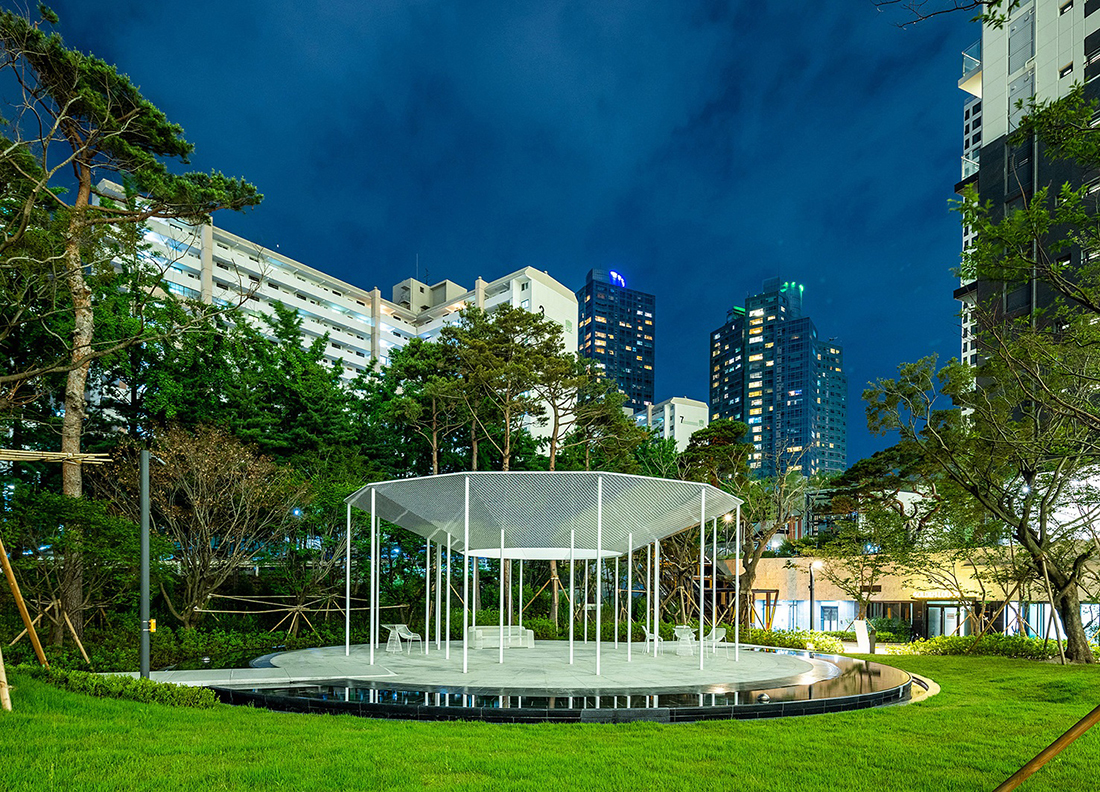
[466, 624, 535, 649]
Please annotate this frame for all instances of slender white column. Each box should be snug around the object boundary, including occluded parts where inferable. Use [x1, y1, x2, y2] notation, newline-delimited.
[424, 538, 431, 655]
[518, 560, 524, 629]
[596, 475, 603, 677]
[583, 561, 589, 644]
[463, 477, 470, 674]
[699, 488, 706, 671]
[735, 503, 741, 662]
[711, 517, 717, 650]
[614, 556, 619, 648]
[627, 532, 633, 662]
[569, 529, 575, 665]
[345, 503, 351, 656]
[370, 489, 377, 666]
[435, 541, 442, 649]
[646, 544, 652, 638]
[654, 539, 660, 656]
[499, 529, 505, 665]
[446, 538, 452, 659]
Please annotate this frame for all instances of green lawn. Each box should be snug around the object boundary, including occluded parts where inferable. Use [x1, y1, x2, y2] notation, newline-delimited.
[1, 655, 1097, 791]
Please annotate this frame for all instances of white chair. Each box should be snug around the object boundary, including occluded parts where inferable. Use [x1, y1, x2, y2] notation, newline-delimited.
[703, 626, 729, 657]
[643, 628, 662, 654]
[395, 624, 424, 655]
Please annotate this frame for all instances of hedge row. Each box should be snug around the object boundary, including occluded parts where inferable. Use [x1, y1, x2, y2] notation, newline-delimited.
[16, 664, 219, 708]
[884, 633, 1099, 660]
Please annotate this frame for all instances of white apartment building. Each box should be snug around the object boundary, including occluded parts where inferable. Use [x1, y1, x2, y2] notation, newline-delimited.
[111, 186, 577, 383]
[634, 396, 709, 452]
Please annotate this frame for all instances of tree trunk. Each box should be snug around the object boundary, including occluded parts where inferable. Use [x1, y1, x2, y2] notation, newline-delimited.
[1054, 585, 1095, 663]
[59, 173, 94, 642]
[550, 560, 560, 630]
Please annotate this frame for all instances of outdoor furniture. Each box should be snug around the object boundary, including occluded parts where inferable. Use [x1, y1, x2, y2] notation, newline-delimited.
[642, 628, 662, 654]
[674, 625, 697, 656]
[382, 624, 403, 654]
[703, 626, 729, 657]
[467, 625, 534, 650]
[395, 624, 424, 655]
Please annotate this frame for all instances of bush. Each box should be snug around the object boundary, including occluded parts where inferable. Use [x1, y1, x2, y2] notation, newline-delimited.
[869, 616, 912, 639]
[523, 617, 559, 640]
[740, 627, 845, 654]
[16, 664, 218, 708]
[824, 629, 906, 644]
[884, 633, 1100, 660]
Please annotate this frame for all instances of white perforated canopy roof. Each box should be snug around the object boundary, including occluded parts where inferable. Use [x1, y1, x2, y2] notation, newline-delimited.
[346, 471, 742, 560]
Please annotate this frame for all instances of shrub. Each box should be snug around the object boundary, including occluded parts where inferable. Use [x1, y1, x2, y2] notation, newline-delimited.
[524, 617, 559, 640]
[16, 665, 218, 708]
[885, 633, 1100, 660]
[868, 616, 912, 638]
[740, 627, 845, 654]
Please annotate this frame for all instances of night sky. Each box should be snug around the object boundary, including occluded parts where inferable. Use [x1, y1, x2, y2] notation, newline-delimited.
[40, 1, 975, 465]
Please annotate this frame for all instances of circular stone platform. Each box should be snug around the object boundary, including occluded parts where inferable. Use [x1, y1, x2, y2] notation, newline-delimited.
[266, 641, 826, 695]
[209, 640, 912, 723]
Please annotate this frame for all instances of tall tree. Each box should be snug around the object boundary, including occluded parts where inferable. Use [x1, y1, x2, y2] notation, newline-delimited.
[867, 357, 1099, 662]
[0, 8, 261, 636]
[441, 305, 561, 472]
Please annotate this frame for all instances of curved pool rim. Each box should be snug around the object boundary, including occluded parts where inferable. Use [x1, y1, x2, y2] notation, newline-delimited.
[211, 645, 912, 724]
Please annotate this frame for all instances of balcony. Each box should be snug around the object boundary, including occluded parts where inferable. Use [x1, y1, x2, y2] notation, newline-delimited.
[960, 39, 982, 97]
[961, 151, 980, 179]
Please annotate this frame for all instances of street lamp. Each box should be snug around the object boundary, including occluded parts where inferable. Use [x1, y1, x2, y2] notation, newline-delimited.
[808, 560, 823, 632]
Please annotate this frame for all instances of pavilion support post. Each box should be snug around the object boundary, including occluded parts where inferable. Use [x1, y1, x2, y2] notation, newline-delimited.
[711, 517, 717, 652]
[463, 477, 470, 674]
[654, 539, 660, 656]
[446, 539, 452, 660]
[519, 561, 524, 629]
[499, 529, 505, 665]
[627, 532, 633, 662]
[596, 476, 603, 677]
[424, 538, 431, 655]
[370, 489, 377, 665]
[735, 503, 741, 662]
[699, 489, 706, 671]
[569, 529, 575, 666]
[646, 544, 652, 639]
[583, 561, 589, 644]
[435, 541, 442, 649]
[614, 556, 619, 649]
[345, 503, 351, 657]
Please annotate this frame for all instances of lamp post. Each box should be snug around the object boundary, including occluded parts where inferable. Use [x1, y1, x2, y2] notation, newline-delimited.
[808, 560, 823, 632]
[139, 450, 151, 679]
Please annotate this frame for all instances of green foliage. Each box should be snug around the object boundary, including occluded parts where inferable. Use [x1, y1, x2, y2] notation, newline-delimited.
[740, 627, 845, 654]
[678, 418, 751, 489]
[16, 664, 218, 708]
[885, 633, 1100, 661]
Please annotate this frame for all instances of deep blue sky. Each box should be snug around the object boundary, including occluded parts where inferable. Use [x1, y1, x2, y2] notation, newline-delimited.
[42, 1, 975, 465]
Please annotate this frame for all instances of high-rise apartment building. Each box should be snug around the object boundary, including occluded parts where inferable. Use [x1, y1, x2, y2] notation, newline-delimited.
[709, 278, 846, 476]
[576, 269, 655, 411]
[99, 182, 578, 434]
[954, 1, 1099, 346]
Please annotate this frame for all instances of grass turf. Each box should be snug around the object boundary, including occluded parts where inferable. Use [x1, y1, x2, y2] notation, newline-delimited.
[0, 655, 1097, 791]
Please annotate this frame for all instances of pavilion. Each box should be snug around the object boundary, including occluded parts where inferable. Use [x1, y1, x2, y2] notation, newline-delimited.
[344, 471, 743, 677]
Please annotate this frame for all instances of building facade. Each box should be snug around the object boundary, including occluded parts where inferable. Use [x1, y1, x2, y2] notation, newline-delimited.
[575, 269, 655, 411]
[709, 278, 847, 476]
[119, 190, 577, 385]
[954, 0, 1100, 347]
[633, 396, 709, 452]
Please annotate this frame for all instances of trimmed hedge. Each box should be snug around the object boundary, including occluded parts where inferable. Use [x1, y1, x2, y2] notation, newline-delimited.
[740, 627, 845, 654]
[16, 664, 218, 708]
[885, 633, 1100, 660]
